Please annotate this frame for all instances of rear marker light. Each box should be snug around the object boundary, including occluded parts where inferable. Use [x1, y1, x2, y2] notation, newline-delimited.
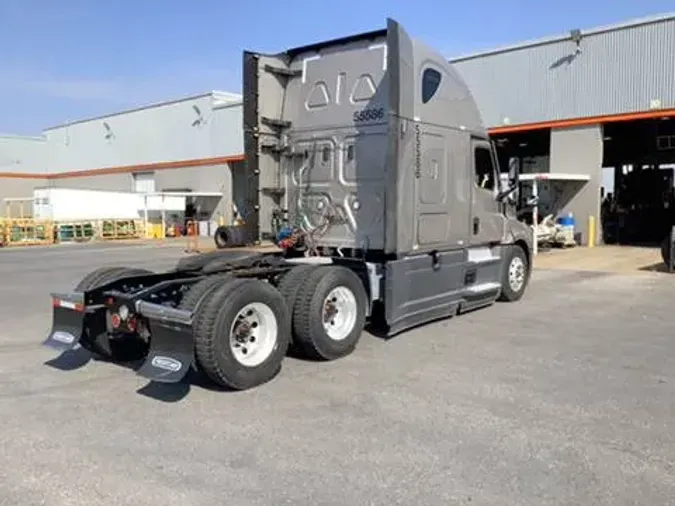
[118, 305, 130, 320]
[52, 298, 84, 312]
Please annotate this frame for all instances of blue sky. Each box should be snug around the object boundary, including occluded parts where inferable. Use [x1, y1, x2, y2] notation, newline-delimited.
[1, 0, 673, 135]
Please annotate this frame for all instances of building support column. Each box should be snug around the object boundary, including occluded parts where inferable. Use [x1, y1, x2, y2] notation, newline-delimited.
[549, 124, 604, 246]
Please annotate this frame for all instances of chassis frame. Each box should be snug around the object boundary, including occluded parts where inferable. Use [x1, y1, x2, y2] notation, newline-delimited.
[44, 250, 377, 385]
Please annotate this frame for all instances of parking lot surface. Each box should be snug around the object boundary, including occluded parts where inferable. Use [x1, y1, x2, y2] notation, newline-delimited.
[1, 243, 674, 506]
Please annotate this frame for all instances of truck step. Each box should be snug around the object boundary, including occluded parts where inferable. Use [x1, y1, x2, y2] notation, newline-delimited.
[467, 247, 500, 264]
[465, 281, 501, 294]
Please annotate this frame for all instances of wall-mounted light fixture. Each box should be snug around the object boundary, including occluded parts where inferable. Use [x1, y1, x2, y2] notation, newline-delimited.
[192, 105, 207, 127]
[570, 29, 583, 55]
[103, 121, 115, 141]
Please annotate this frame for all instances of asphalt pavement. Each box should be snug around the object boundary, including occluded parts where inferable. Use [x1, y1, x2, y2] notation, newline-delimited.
[1, 242, 674, 506]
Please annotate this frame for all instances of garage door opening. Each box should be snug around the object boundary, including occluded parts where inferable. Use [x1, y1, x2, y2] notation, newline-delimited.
[492, 129, 551, 176]
[601, 115, 675, 247]
[492, 129, 589, 244]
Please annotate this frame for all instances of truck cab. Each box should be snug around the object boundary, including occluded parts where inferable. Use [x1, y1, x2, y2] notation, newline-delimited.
[243, 18, 533, 334]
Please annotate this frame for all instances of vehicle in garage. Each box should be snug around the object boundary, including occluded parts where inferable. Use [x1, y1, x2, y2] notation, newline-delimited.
[43, 19, 534, 391]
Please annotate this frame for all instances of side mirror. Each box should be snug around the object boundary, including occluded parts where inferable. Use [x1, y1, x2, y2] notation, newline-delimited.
[496, 184, 518, 202]
[507, 157, 520, 183]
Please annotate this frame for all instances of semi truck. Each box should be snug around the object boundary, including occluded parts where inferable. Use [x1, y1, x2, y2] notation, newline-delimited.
[43, 19, 534, 391]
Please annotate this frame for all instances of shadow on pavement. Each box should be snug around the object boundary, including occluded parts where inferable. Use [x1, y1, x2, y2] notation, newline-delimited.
[43, 346, 235, 403]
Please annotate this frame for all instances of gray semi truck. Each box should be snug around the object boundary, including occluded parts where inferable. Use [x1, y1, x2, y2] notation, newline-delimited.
[43, 19, 534, 391]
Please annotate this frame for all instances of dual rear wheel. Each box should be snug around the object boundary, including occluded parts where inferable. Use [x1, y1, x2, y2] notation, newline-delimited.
[185, 265, 368, 390]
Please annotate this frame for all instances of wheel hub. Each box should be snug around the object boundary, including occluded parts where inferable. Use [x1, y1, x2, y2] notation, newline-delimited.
[508, 256, 526, 293]
[322, 286, 358, 341]
[323, 298, 339, 324]
[229, 303, 277, 366]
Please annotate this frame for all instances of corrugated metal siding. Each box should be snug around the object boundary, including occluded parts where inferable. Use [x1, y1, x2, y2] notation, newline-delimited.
[451, 17, 675, 128]
[0, 136, 48, 174]
[42, 94, 243, 174]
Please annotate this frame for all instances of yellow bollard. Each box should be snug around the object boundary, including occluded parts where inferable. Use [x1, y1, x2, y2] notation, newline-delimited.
[144, 220, 153, 239]
[587, 215, 596, 248]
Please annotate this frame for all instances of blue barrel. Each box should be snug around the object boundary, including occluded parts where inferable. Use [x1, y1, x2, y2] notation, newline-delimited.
[557, 214, 575, 227]
[557, 213, 576, 244]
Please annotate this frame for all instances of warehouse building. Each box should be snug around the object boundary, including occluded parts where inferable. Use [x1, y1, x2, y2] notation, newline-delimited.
[0, 91, 245, 223]
[2, 13, 674, 246]
[451, 12, 675, 245]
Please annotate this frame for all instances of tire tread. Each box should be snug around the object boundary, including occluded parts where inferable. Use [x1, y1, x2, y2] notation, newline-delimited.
[193, 278, 289, 390]
[497, 245, 529, 302]
[292, 266, 367, 361]
[276, 265, 320, 347]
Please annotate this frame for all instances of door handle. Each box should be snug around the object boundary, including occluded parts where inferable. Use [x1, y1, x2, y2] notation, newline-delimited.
[473, 217, 480, 235]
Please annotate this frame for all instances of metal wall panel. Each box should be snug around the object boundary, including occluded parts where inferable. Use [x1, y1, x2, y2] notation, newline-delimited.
[549, 125, 604, 244]
[451, 17, 675, 128]
[0, 135, 49, 174]
[210, 103, 243, 157]
[42, 93, 243, 173]
[48, 173, 132, 192]
[0, 177, 47, 216]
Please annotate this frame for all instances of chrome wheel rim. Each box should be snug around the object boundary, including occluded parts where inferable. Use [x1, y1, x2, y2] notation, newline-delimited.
[508, 256, 526, 293]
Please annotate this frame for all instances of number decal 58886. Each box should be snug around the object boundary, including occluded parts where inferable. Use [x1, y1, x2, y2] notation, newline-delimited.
[353, 107, 385, 123]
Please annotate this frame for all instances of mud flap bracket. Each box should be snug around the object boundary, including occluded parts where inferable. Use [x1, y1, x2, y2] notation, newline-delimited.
[135, 302, 194, 383]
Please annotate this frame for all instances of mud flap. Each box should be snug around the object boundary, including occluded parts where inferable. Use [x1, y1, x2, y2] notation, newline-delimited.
[43, 292, 87, 351]
[135, 302, 194, 383]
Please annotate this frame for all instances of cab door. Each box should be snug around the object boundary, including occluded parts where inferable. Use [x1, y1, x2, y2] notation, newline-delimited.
[470, 138, 505, 246]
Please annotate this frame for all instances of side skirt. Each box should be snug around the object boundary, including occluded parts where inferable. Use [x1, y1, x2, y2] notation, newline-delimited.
[383, 246, 503, 336]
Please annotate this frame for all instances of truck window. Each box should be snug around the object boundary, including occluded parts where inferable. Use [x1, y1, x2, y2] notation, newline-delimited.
[421, 68, 441, 104]
[474, 146, 496, 190]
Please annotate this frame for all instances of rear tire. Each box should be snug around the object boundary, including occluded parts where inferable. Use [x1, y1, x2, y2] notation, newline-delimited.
[75, 267, 128, 292]
[497, 245, 529, 302]
[193, 278, 290, 390]
[292, 266, 367, 361]
[213, 225, 248, 249]
[75, 266, 154, 361]
[177, 274, 234, 372]
[276, 265, 321, 352]
[214, 226, 229, 249]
